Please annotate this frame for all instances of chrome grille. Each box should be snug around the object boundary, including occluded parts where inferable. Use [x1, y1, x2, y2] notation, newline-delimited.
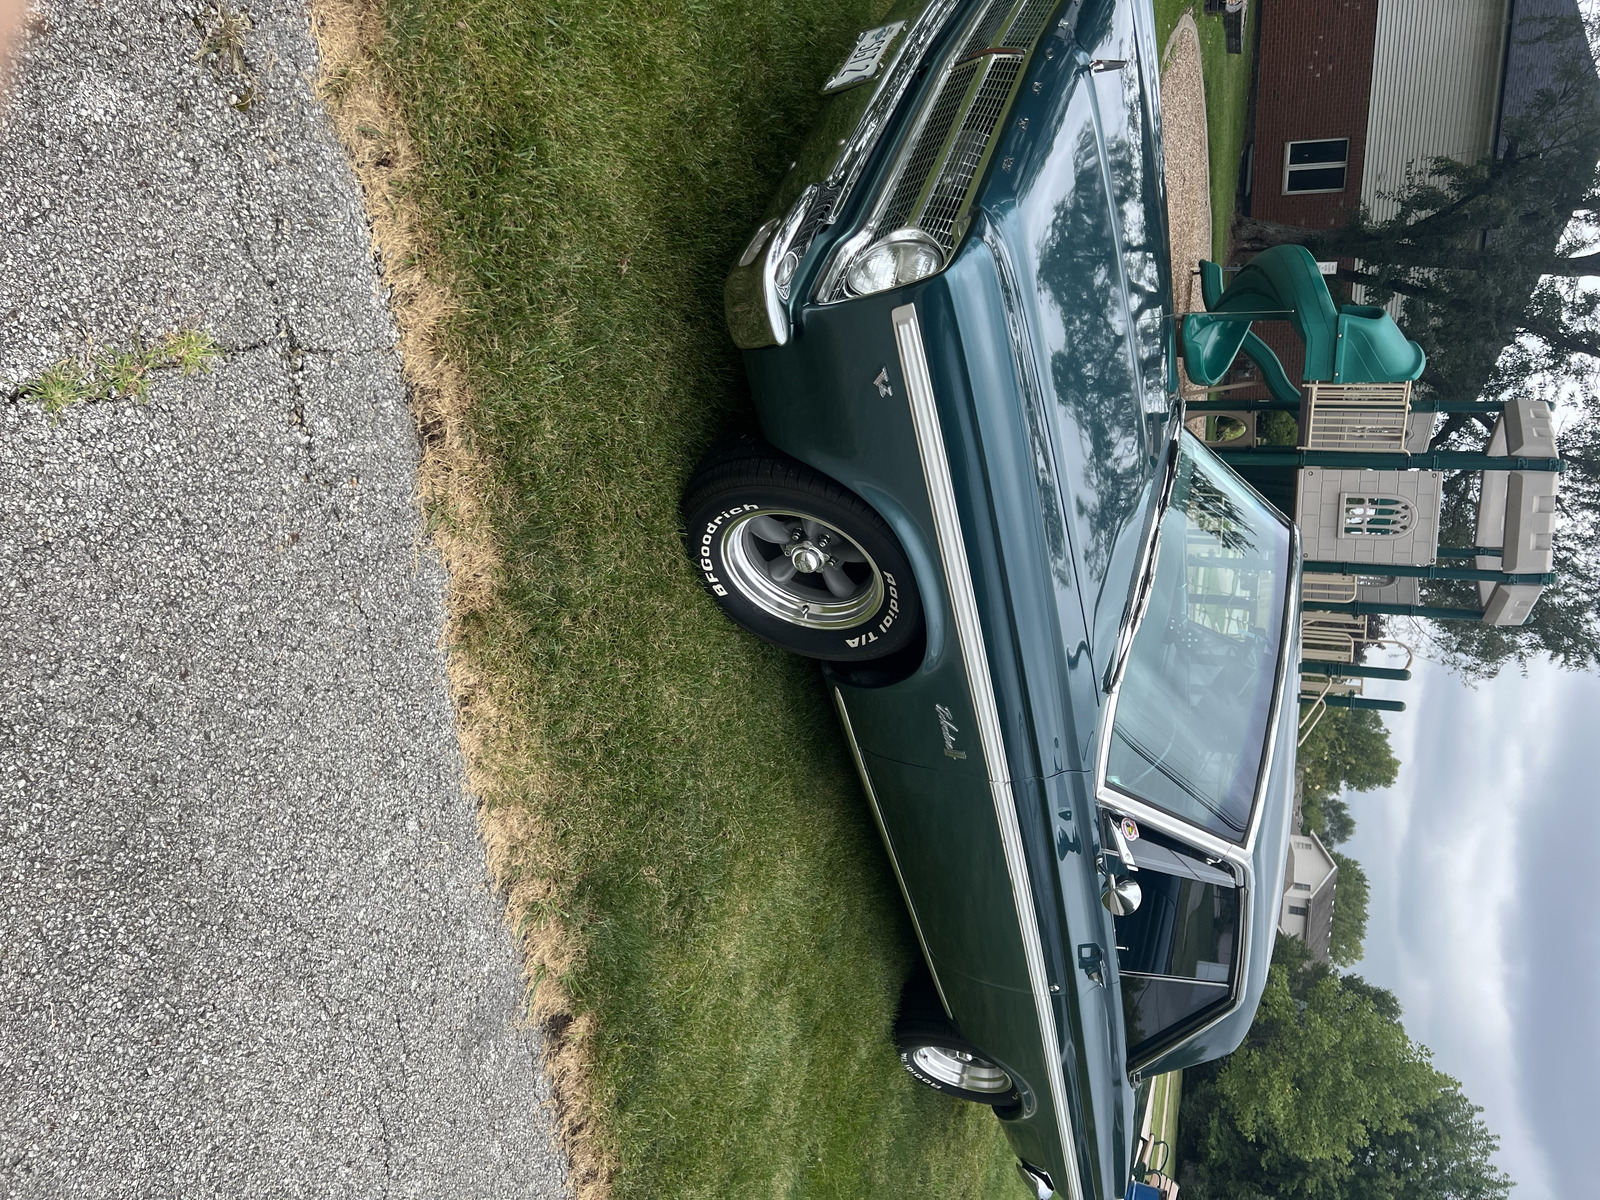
[1000, 0, 1060, 49]
[878, 59, 979, 231]
[821, 0, 1058, 300]
[919, 54, 1025, 245]
[960, 2, 1014, 56]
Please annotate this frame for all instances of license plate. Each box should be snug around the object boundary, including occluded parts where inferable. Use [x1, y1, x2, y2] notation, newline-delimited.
[822, 21, 907, 95]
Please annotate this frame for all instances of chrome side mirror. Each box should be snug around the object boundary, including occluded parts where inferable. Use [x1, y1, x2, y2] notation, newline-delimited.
[1102, 876, 1142, 916]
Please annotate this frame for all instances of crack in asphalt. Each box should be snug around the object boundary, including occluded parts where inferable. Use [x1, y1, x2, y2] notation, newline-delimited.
[0, 3, 570, 1197]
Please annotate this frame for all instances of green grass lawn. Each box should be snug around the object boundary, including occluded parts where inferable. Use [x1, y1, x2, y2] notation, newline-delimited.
[1153, 0, 1256, 259]
[374, 0, 1025, 1196]
[1143, 1070, 1183, 1181]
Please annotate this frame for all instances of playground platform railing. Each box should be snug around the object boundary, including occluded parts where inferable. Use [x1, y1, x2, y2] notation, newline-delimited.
[1302, 572, 1359, 606]
[1298, 381, 1413, 452]
[1300, 612, 1372, 664]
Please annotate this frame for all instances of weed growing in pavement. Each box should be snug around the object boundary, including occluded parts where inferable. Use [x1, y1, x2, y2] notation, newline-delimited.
[18, 330, 221, 414]
[193, 3, 258, 112]
[163, 328, 222, 375]
[95, 345, 159, 402]
[20, 361, 93, 414]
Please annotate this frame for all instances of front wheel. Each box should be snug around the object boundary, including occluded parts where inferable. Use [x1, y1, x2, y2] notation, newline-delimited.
[680, 443, 922, 662]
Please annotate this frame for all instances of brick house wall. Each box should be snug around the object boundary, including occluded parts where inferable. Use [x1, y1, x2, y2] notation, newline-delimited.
[1215, 1, 1383, 396]
[1248, 0, 1381, 230]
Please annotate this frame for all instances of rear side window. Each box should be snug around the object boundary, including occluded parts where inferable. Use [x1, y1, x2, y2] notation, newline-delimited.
[1115, 870, 1240, 1060]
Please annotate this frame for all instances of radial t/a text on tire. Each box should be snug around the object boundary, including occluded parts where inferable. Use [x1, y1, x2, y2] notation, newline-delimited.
[681, 444, 923, 662]
[894, 1015, 1021, 1108]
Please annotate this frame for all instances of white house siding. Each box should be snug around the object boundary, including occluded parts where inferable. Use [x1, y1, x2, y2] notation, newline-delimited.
[1361, 0, 1512, 222]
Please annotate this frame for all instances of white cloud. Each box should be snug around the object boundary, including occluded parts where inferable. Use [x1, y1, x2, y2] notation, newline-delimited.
[1341, 658, 1600, 1200]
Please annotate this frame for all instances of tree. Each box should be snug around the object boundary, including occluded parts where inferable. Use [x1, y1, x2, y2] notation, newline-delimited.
[1327, 851, 1370, 966]
[1297, 706, 1399, 848]
[1232, 12, 1600, 405]
[1180, 936, 1514, 1200]
[1300, 791, 1355, 848]
[1348, 1086, 1514, 1200]
[1213, 952, 1436, 1169]
[1235, 13, 1600, 676]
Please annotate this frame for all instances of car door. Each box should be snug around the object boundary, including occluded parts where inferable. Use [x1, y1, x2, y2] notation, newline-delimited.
[1109, 833, 1243, 1066]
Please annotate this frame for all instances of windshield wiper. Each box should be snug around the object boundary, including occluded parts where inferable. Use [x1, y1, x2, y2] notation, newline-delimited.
[1102, 426, 1182, 696]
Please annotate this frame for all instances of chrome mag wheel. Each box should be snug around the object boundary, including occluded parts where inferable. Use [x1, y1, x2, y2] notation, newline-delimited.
[681, 437, 922, 663]
[909, 1045, 1014, 1095]
[719, 509, 885, 630]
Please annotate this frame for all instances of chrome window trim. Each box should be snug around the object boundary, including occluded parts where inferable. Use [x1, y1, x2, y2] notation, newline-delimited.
[891, 302, 1084, 1200]
[1091, 446, 1301, 857]
[1102, 434, 1181, 697]
[1114, 880, 1252, 1069]
[1097, 759, 1256, 1068]
[833, 687, 955, 1020]
[1094, 777, 1243, 871]
[1120, 972, 1229, 988]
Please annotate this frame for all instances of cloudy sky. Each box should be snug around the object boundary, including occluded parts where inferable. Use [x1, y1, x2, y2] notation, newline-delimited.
[1341, 655, 1600, 1200]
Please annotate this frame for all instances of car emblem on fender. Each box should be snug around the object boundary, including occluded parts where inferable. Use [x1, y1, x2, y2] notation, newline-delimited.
[935, 703, 966, 760]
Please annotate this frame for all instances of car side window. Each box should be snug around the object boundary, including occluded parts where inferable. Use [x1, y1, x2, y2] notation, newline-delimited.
[1114, 866, 1240, 1060]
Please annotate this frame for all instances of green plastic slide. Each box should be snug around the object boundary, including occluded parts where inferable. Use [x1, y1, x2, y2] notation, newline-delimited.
[1180, 246, 1425, 395]
[1333, 303, 1427, 384]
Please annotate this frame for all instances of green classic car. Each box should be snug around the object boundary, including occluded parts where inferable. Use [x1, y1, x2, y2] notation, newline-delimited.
[680, 1, 1301, 1196]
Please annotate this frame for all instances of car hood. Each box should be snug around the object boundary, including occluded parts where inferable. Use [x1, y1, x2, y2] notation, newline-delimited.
[975, 0, 1175, 684]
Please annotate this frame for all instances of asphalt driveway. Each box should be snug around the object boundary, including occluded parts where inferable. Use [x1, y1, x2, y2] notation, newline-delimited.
[0, 2, 568, 1196]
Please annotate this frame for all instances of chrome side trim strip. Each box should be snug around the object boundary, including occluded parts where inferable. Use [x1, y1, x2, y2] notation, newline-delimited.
[891, 302, 1083, 1200]
[1245, 525, 1303, 856]
[832, 688, 954, 1020]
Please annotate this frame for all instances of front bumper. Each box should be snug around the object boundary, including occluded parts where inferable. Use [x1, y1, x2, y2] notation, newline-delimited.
[723, 0, 969, 348]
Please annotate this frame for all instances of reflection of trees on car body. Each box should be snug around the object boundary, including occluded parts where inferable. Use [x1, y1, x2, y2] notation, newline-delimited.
[1035, 110, 1147, 581]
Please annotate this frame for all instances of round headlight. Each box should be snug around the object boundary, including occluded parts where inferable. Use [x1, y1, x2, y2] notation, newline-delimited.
[844, 229, 944, 297]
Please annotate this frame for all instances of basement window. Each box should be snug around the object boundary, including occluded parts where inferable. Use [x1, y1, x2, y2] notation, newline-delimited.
[1283, 139, 1349, 194]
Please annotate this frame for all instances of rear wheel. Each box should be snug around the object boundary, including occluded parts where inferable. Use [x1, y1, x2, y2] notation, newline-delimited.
[894, 971, 1020, 1108]
[680, 441, 922, 662]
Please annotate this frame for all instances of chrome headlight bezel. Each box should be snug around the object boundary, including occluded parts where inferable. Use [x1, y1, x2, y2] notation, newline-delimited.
[839, 227, 946, 298]
[818, 226, 946, 302]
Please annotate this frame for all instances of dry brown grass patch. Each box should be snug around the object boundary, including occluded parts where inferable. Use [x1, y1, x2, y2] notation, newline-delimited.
[306, 3, 607, 1195]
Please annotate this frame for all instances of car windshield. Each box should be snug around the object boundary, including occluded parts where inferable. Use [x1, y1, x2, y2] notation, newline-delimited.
[1103, 436, 1292, 841]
